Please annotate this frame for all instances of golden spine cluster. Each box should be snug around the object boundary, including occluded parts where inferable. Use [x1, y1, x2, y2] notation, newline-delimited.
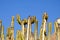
[0, 12, 60, 40]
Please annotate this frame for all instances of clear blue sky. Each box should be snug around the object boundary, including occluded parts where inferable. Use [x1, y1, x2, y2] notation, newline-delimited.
[0, 0, 60, 38]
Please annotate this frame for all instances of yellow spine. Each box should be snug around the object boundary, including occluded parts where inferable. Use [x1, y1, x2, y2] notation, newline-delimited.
[48, 22, 52, 40]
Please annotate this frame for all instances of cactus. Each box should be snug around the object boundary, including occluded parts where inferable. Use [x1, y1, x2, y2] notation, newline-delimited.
[48, 22, 52, 40]
[6, 16, 14, 40]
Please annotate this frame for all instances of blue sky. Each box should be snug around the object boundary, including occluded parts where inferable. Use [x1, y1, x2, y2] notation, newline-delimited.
[0, 0, 60, 38]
